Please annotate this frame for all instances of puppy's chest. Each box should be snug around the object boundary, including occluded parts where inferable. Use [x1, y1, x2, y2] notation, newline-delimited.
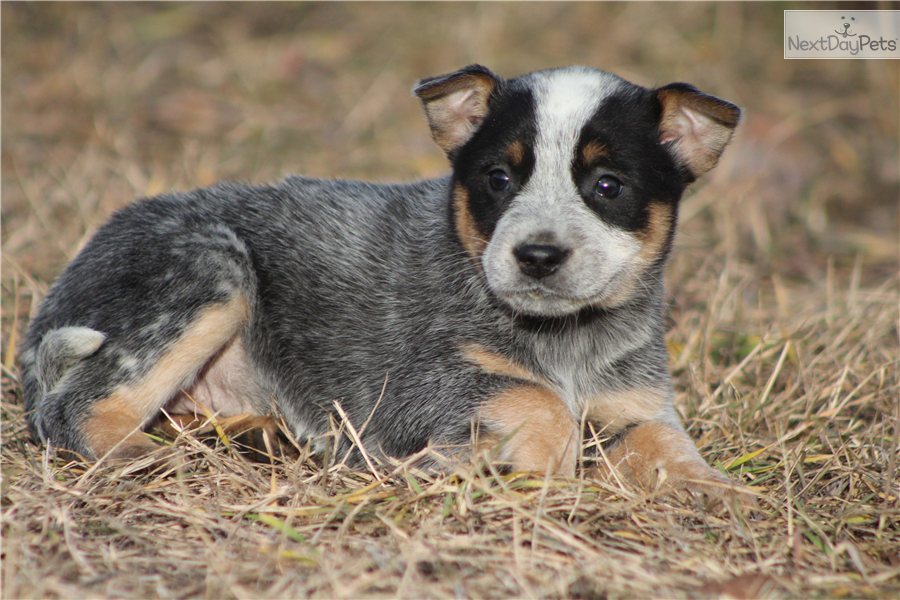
[528, 336, 623, 415]
[524, 326, 667, 425]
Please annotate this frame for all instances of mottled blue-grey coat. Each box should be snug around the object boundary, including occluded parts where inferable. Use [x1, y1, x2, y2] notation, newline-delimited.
[19, 65, 743, 490]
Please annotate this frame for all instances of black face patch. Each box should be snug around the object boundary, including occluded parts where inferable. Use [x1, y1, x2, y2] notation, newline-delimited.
[451, 82, 538, 241]
[571, 87, 687, 233]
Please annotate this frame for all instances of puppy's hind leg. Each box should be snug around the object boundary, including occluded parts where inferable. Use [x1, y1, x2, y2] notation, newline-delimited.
[83, 294, 251, 460]
[27, 293, 251, 461]
[20, 206, 263, 461]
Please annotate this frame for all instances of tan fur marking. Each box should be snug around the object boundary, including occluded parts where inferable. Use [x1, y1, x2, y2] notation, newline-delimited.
[506, 140, 525, 166]
[453, 184, 487, 259]
[638, 203, 673, 264]
[82, 295, 250, 459]
[603, 421, 732, 493]
[217, 414, 280, 435]
[462, 344, 543, 385]
[479, 385, 578, 476]
[580, 140, 607, 164]
[158, 413, 204, 432]
[586, 387, 670, 434]
[82, 393, 157, 459]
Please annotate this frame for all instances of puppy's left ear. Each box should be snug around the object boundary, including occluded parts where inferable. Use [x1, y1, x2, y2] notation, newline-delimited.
[414, 64, 502, 156]
[657, 83, 741, 180]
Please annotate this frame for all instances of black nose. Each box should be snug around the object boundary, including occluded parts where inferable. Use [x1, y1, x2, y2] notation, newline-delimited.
[513, 243, 570, 279]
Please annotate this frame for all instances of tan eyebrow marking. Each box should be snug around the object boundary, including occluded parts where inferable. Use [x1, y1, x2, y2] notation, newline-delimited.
[506, 140, 526, 166]
[580, 140, 608, 165]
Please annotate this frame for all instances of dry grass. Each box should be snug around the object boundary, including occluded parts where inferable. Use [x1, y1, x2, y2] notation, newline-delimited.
[2, 4, 898, 598]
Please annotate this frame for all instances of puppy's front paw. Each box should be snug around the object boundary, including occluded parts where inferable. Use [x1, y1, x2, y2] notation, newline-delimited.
[478, 384, 579, 477]
[659, 461, 759, 509]
[595, 421, 758, 508]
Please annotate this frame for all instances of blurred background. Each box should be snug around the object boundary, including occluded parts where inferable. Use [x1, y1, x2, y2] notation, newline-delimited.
[2, 1, 897, 349]
[4, 7, 898, 596]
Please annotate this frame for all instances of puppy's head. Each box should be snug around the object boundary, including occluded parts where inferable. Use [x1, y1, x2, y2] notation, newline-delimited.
[415, 65, 740, 317]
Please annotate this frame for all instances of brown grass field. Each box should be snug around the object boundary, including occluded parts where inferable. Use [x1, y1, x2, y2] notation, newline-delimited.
[2, 3, 898, 598]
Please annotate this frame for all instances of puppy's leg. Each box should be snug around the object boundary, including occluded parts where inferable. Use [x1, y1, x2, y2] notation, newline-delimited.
[21, 212, 262, 461]
[584, 384, 746, 499]
[464, 345, 578, 476]
[601, 421, 746, 499]
[478, 385, 579, 477]
[86, 295, 250, 459]
[36, 294, 250, 460]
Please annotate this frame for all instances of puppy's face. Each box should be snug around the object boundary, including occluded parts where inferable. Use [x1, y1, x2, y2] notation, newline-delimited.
[415, 66, 740, 317]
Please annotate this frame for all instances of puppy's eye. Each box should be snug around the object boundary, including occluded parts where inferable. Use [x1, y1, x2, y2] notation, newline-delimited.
[594, 175, 623, 199]
[488, 169, 511, 192]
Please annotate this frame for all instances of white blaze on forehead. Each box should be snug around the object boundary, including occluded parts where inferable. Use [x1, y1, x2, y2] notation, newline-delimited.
[525, 68, 624, 202]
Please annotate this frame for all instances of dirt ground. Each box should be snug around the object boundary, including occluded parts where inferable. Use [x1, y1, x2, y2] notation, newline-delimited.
[2, 3, 898, 598]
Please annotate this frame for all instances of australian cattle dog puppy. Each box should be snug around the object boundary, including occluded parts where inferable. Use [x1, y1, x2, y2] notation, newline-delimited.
[20, 65, 743, 496]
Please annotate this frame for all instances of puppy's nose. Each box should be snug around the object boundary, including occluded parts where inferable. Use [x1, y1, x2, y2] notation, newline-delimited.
[513, 243, 570, 279]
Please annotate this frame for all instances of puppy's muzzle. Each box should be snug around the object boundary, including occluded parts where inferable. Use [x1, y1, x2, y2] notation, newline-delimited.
[513, 243, 571, 279]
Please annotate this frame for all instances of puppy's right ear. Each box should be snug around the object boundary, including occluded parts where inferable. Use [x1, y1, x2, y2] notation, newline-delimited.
[414, 64, 502, 156]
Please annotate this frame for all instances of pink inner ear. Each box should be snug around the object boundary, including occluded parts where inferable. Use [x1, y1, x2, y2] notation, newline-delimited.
[659, 129, 678, 144]
[659, 100, 735, 177]
[426, 85, 491, 153]
[660, 105, 705, 145]
[447, 88, 487, 126]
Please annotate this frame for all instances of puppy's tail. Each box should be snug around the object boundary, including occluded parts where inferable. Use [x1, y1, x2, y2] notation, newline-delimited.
[33, 327, 106, 396]
[19, 326, 106, 444]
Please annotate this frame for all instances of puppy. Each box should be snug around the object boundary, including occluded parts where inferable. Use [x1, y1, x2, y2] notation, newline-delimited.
[19, 65, 741, 494]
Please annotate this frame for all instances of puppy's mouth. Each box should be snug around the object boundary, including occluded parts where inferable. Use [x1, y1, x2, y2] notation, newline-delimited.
[497, 285, 604, 317]
[494, 267, 631, 317]
[511, 284, 576, 301]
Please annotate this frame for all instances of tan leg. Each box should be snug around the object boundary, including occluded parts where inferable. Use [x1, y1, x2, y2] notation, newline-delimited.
[83, 393, 160, 459]
[81, 295, 249, 460]
[478, 385, 579, 476]
[600, 421, 752, 502]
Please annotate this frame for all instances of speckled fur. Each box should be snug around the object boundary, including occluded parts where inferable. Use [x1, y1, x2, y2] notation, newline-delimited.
[19, 65, 741, 480]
